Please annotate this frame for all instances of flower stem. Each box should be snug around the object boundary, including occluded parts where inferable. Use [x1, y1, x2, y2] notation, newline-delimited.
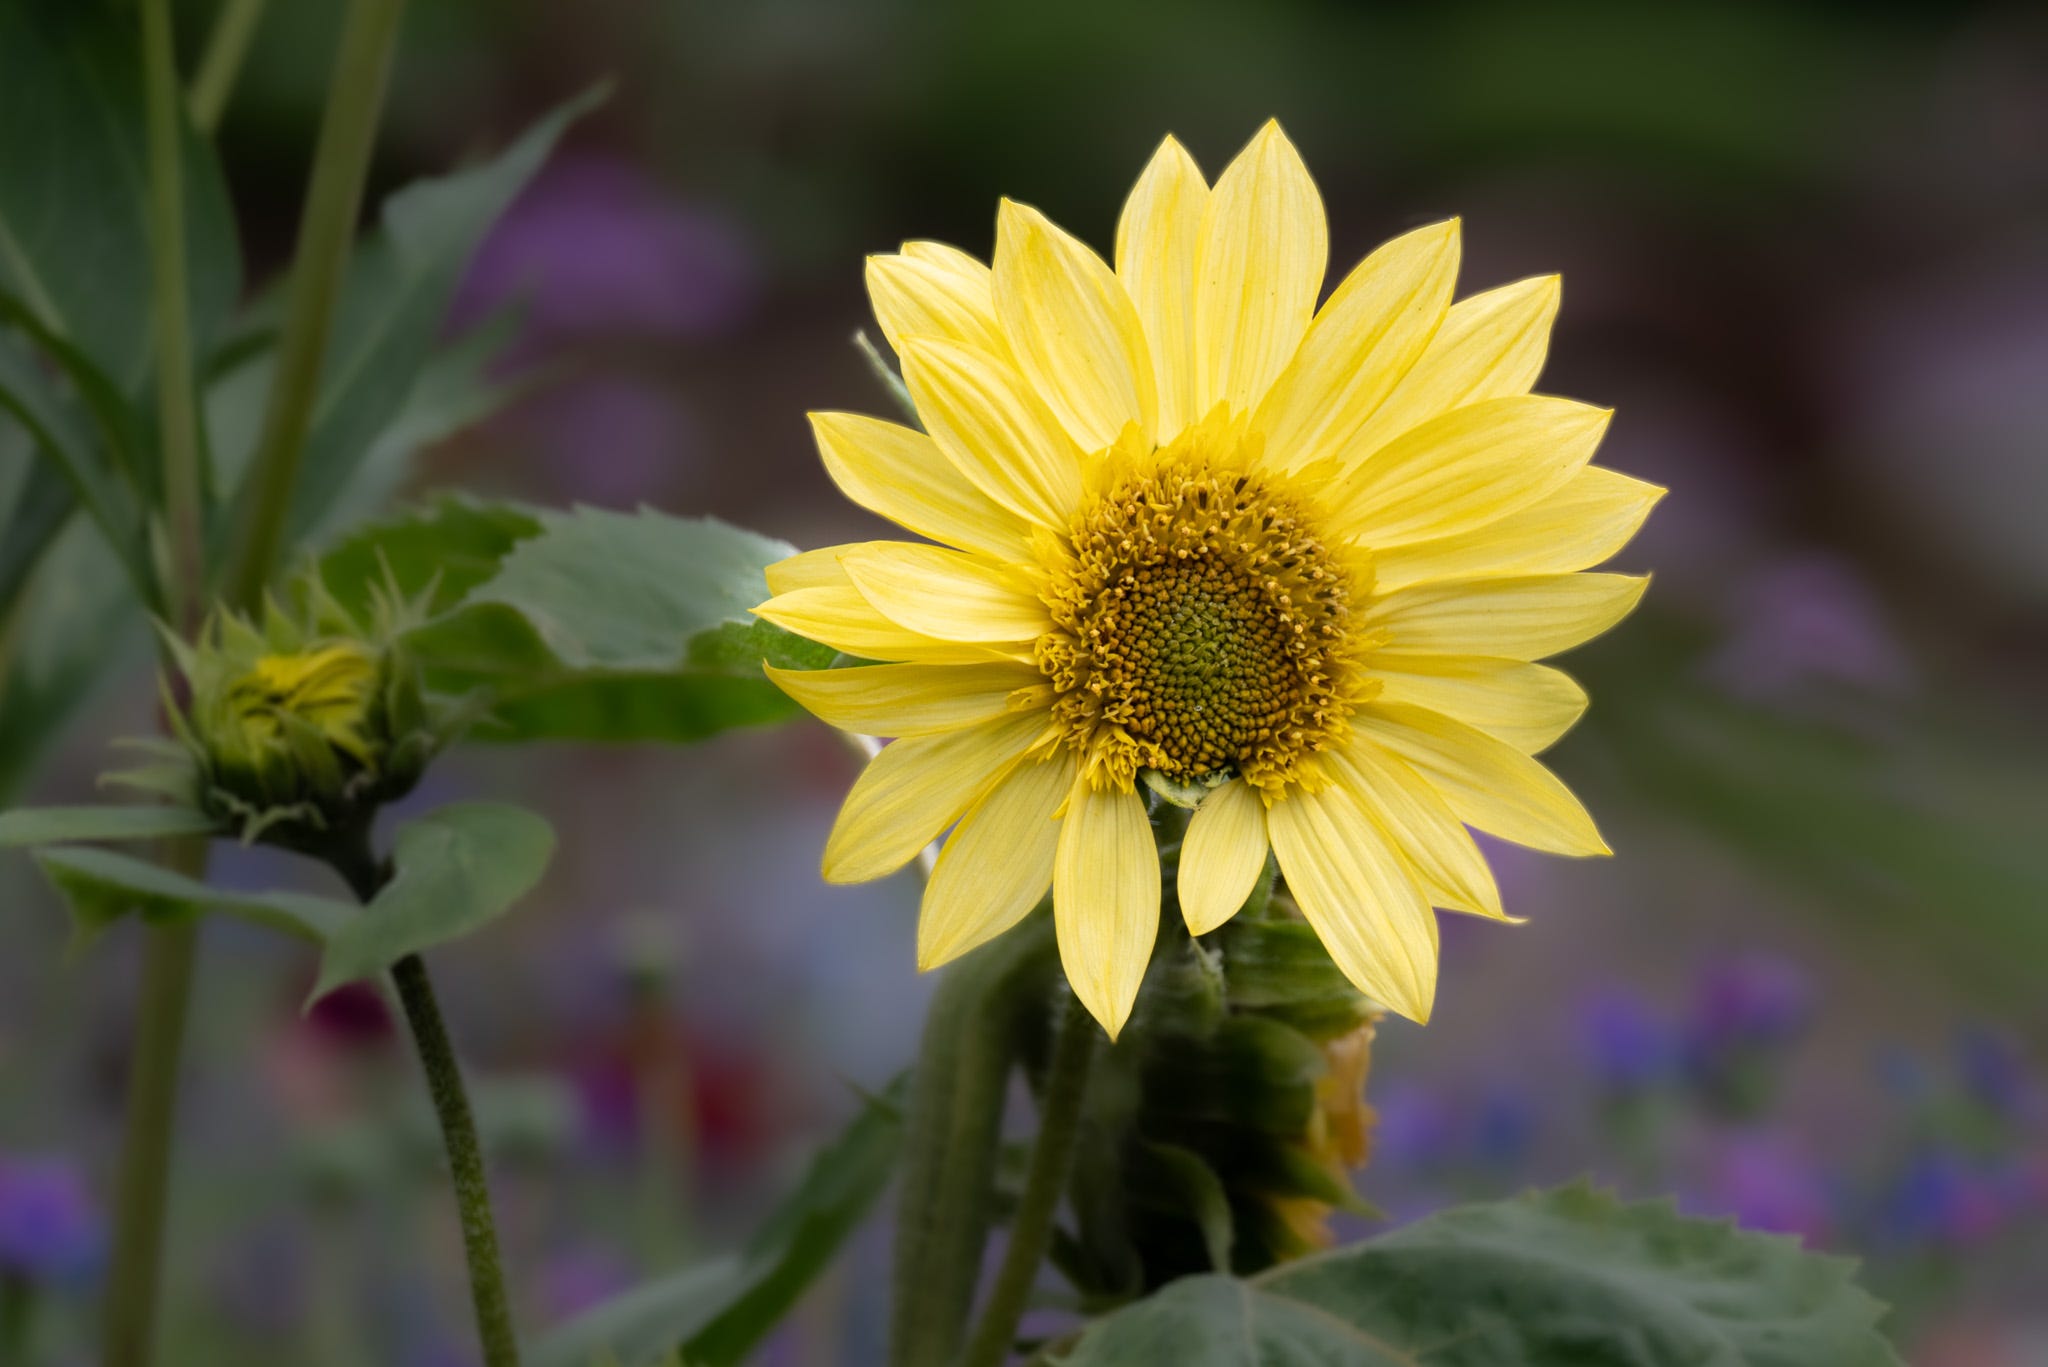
[958, 991, 1098, 1367]
[332, 839, 520, 1366]
[139, 0, 205, 630]
[100, 842, 205, 1367]
[1, 1273, 32, 1366]
[187, 0, 269, 135]
[225, 0, 406, 608]
[391, 953, 523, 1367]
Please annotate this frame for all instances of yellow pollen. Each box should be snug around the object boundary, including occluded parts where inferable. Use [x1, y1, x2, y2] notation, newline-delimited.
[1037, 429, 1368, 792]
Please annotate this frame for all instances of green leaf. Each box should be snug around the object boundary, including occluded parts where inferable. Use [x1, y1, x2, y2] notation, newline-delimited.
[407, 505, 834, 744]
[315, 495, 544, 618]
[32, 845, 349, 948]
[313, 802, 554, 998]
[1125, 1142, 1233, 1275]
[0, 805, 216, 847]
[1064, 1184, 1904, 1367]
[261, 88, 603, 545]
[0, 405, 73, 613]
[0, 0, 240, 392]
[531, 1076, 908, 1367]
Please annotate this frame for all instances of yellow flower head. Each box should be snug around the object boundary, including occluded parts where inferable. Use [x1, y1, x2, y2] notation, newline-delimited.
[759, 121, 1659, 1037]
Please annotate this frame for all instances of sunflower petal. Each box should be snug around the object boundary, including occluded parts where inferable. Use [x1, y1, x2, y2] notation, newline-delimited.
[1328, 742, 1506, 920]
[866, 242, 1007, 358]
[919, 749, 1075, 969]
[1254, 219, 1460, 473]
[1370, 572, 1649, 661]
[898, 336, 1084, 529]
[810, 412, 1036, 563]
[841, 543, 1047, 643]
[821, 709, 1050, 883]
[1178, 778, 1269, 935]
[754, 586, 1018, 665]
[1193, 120, 1327, 416]
[1267, 782, 1438, 1023]
[765, 660, 1044, 739]
[1346, 274, 1560, 462]
[994, 199, 1156, 450]
[1326, 395, 1610, 548]
[1054, 782, 1160, 1039]
[1371, 466, 1663, 592]
[1352, 703, 1609, 856]
[1116, 136, 1208, 439]
[765, 542, 870, 595]
[1370, 653, 1589, 754]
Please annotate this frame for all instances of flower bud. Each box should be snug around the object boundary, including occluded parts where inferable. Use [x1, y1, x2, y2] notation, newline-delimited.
[136, 578, 443, 849]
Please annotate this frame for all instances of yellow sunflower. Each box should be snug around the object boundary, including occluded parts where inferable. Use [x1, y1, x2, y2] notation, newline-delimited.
[758, 121, 1659, 1037]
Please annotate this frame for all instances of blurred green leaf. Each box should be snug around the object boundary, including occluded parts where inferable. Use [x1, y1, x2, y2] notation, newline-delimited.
[30, 844, 348, 948]
[312, 802, 553, 998]
[316, 494, 544, 616]
[244, 87, 602, 546]
[532, 1076, 907, 1367]
[400, 504, 834, 744]
[0, 0, 240, 392]
[0, 403, 74, 614]
[1065, 1184, 1902, 1367]
[1124, 1141, 1233, 1275]
[0, 805, 215, 847]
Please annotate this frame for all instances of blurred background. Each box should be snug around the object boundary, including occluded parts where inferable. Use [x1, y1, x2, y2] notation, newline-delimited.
[3, 0, 2047, 1362]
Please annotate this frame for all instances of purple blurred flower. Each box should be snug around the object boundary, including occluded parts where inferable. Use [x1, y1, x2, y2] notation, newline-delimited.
[0, 1155, 104, 1287]
[456, 154, 757, 352]
[1688, 1136, 1831, 1244]
[1578, 987, 1673, 1094]
[519, 372, 698, 506]
[1952, 1026, 2047, 1128]
[1370, 1083, 1459, 1174]
[1471, 1086, 1537, 1170]
[1706, 553, 1914, 704]
[1880, 1147, 2007, 1249]
[1686, 952, 1813, 1055]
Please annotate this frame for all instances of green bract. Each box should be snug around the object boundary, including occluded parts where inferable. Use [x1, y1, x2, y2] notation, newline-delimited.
[128, 577, 448, 847]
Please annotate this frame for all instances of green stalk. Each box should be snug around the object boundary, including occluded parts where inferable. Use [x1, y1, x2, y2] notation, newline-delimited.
[1, 1273, 32, 1366]
[391, 954, 523, 1367]
[101, 11, 218, 1362]
[332, 844, 520, 1367]
[889, 917, 1056, 1367]
[225, 0, 406, 609]
[100, 843, 204, 1367]
[187, 0, 269, 135]
[957, 993, 1098, 1367]
[140, 0, 204, 628]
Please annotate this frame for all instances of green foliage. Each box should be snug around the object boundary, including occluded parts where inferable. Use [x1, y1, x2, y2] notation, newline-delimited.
[532, 1077, 907, 1367]
[313, 802, 555, 998]
[242, 88, 602, 547]
[0, 0, 240, 394]
[0, 805, 216, 847]
[1062, 1184, 1904, 1367]
[322, 501, 834, 745]
[31, 845, 349, 949]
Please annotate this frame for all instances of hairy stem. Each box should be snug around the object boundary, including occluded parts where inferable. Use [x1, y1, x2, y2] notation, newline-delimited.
[889, 917, 1056, 1367]
[958, 991, 1098, 1367]
[392, 954, 523, 1367]
[187, 0, 269, 135]
[100, 842, 205, 1367]
[225, 0, 406, 607]
[333, 845, 520, 1366]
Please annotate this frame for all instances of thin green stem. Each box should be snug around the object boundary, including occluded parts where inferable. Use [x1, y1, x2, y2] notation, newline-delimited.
[958, 992, 1098, 1367]
[140, 0, 205, 628]
[330, 841, 520, 1366]
[225, 0, 406, 609]
[391, 954, 522, 1367]
[100, 840, 206, 1367]
[187, 0, 269, 135]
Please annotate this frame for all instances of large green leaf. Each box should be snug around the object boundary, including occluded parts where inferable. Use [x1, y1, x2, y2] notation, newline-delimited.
[531, 1077, 907, 1367]
[312, 802, 554, 998]
[239, 88, 601, 545]
[30, 845, 349, 948]
[0, 403, 74, 613]
[1063, 1185, 1903, 1367]
[0, 0, 240, 392]
[335, 503, 834, 744]
[0, 805, 216, 847]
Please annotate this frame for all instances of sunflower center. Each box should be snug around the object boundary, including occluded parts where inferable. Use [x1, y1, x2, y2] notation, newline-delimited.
[1037, 445, 1365, 792]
